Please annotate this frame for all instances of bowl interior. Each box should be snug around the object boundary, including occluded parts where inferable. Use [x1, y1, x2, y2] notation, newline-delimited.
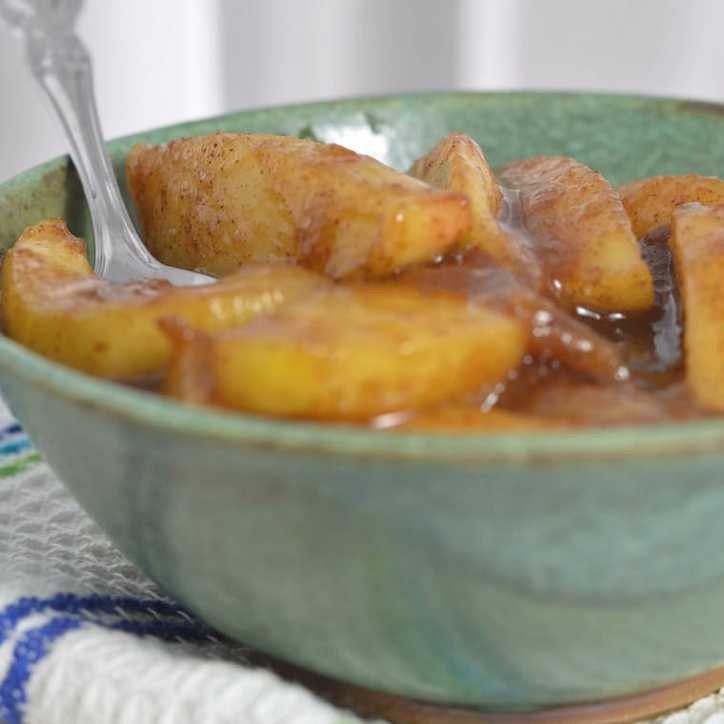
[2, 90, 724, 460]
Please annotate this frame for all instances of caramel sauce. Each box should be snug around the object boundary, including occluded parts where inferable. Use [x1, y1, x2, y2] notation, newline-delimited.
[395, 222, 704, 430]
[123, 217, 704, 432]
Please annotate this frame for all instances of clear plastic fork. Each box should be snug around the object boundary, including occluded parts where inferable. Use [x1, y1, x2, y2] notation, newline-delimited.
[0, 0, 215, 285]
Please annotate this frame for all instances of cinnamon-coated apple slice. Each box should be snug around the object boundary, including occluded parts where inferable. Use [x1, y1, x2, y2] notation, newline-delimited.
[127, 132, 471, 280]
[669, 203, 724, 411]
[409, 133, 541, 285]
[619, 174, 724, 238]
[499, 156, 654, 312]
[1, 219, 329, 378]
[401, 260, 628, 384]
[162, 284, 528, 421]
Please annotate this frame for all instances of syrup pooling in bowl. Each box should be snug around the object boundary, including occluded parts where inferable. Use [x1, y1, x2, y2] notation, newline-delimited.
[387, 206, 700, 430]
[120, 212, 700, 428]
[575, 226, 683, 388]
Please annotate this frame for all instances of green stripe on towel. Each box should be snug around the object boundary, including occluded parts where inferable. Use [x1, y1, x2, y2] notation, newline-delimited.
[0, 452, 41, 478]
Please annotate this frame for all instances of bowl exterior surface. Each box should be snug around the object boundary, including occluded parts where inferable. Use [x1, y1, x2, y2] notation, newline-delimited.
[2, 92, 724, 708]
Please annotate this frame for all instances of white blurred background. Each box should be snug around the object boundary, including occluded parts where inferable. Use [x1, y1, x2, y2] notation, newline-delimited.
[1, 0, 722, 181]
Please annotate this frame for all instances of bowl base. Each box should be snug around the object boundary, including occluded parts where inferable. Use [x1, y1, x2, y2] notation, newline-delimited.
[271, 661, 724, 723]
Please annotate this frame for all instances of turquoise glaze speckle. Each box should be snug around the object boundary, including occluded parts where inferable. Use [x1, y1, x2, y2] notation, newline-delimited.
[2, 92, 724, 710]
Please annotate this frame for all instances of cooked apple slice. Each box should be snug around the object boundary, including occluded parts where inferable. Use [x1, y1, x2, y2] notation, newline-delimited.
[619, 175, 724, 238]
[410, 134, 505, 237]
[162, 284, 527, 420]
[498, 156, 653, 311]
[409, 133, 540, 284]
[669, 203, 724, 411]
[160, 319, 216, 406]
[523, 380, 688, 425]
[401, 260, 627, 384]
[1, 219, 329, 378]
[126, 133, 471, 280]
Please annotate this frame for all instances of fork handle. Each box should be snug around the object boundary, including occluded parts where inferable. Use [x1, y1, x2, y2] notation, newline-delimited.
[7, 3, 156, 277]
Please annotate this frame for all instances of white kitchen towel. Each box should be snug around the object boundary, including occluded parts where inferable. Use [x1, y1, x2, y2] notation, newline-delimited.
[0, 402, 722, 724]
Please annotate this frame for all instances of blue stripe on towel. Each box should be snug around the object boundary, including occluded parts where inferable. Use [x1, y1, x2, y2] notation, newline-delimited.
[0, 424, 22, 442]
[0, 422, 32, 460]
[0, 439, 31, 457]
[0, 615, 214, 723]
[0, 617, 84, 724]
[0, 594, 218, 722]
[0, 593, 211, 646]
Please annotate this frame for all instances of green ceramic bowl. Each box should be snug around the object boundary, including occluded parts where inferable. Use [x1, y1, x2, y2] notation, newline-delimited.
[3, 92, 724, 712]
